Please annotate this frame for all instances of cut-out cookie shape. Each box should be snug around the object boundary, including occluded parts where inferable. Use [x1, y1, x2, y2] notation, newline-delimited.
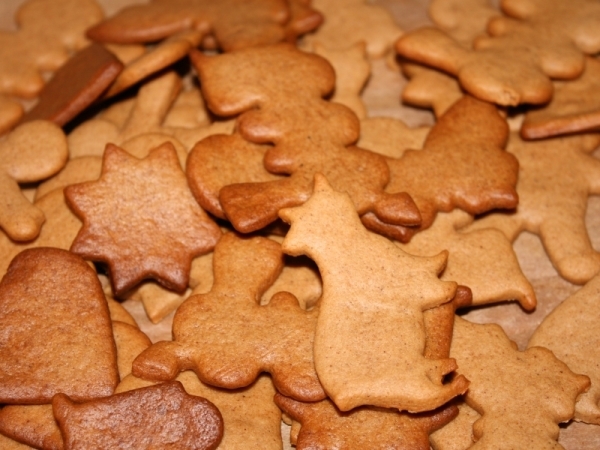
[0, 0, 104, 98]
[118, 372, 282, 450]
[65, 142, 221, 296]
[191, 43, 421, 233]
[132, 232, 325, 402]
[361, 96, 518, 242]
[398, 0, 600, 107]
[358, 117, 430, 159]
[451, 316, 590, 449]
[398, 210, 536, 310]
[0, 120, 68, 241]
[428, 0, 498, 47]
[275, 286, 471, 449]
[529, 272, 600, 424]
[20, 43, 123, 127]
[279, 174, 469, 412]
[300, 0, 403, 58]
[465, 132, 600, 284]
[53, 381, 223, 450]
[521, 57, 600, 140]
[313, 43, 370, 119]
[87, 0, 299, 51]
[0, 248, 119, 404]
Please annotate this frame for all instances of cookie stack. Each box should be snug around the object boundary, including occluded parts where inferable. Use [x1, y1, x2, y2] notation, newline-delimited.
[0, 0, 599, 449]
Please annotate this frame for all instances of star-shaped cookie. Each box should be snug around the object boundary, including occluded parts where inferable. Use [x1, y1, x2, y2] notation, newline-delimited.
[65, 141, 221, 296]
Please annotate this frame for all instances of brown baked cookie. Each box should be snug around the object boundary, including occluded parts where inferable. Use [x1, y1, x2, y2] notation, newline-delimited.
[398, 210, 536, 310]
[53, 381, 223, 450]
[118, 372, 282, 450]
[0, 120, 68, 241]
[465, 132, 600, 284]
[0, 0, 103, 98]
[521, 57, 600, 140]
[65, 142, 221, 296]
[0, 248, 119, 404]
[280, 175, 468, 412]
[87, 0, 297, 51]
[528, 272, 600, 424]
[191, 43, 421, 233]
[132, 232, 325, 402]
[451, 316, 590, 448]
[361, 96, 518, 242]
[20, 43, 123, 127]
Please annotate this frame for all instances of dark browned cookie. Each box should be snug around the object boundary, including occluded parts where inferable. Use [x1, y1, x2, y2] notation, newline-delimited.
[53, 381, 223, 450]
[0, 248, 118, 404]
[65, 142, 221, 296]
[21, 43, 123, 127]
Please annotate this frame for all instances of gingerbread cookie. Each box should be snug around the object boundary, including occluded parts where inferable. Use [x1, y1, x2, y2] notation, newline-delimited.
[65, 142, 221, 296]
[280, 175, 468, 412]
[0, 120, 68, 241]
[132, 232, 325, 402]
[0, 248, 118, 404]
[0, 96, 23, 136]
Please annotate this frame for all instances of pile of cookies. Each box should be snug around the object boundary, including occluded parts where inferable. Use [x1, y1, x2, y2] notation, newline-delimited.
[1, 0, 600, 448]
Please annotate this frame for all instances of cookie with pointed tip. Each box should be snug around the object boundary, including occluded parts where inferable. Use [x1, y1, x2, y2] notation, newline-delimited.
[452, 316, 590, 448]
[361, 96, 518, 242]
[529, 272, 600, 424]
[0, 120, 68, 241]
[190, 43, 421, 233]
[0, 248, 119, 404]
[279, 174, 469, 412]
[465, 132, 600, 284]
[300, 0, 403, 58]
[53, 381, 223, 450]
[398, 210, 536, 310]
[65, 141, 221, 296]
[521, 57, 600, 139]
[275, 286, 471, 449]
[86, 0, 294, 51]
[133, 232, 325, 402]
[20, 43, 123, 127]
[0, 0, 104, 98]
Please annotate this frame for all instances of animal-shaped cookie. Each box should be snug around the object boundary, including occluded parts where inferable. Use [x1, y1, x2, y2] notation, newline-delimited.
[132, 232, 325, 402]
[0, 0, 103, 98]
[529, 272, 600, 424]
[521, 57, 600, 140]
[465, 132, 600, 284]
[87, 0, 306, 51]
[0, 120, 68, 241]
[280, 175, 469, 412]
[189, 43, 421, 233]
[451, 316, 590, 448]
[398, 210, 536, 310]
[53, 381, 223, 450]
[65, 142, 221, 296]
[0, 248, 119, 404]
[361, 96, 519, 242]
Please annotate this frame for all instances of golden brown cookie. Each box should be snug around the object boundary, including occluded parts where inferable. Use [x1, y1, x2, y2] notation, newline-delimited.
[0, 248, 118, 404]
[65, 142, 221, 296]
[53, 381, 223, 450]
[280, 175, 468, 412]
[361, 96, 518, 242]
[132, 232, 325, 402]
[0, 120, 68, 241]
